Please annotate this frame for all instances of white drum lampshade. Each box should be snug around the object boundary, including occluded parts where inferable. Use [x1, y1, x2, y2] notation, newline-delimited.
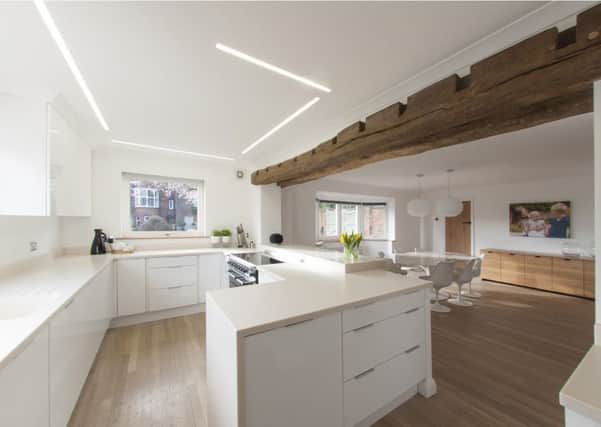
[407, 173, 432, 217]
[436, 196, 463, 217]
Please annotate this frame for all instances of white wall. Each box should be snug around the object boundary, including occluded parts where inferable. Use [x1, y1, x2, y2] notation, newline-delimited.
[61, 146, 261, 251]
[424, 174, 594, 257]
[594, 81, 600, 344]
[0, 216, 60, 271]
[281, 178, 420, 256]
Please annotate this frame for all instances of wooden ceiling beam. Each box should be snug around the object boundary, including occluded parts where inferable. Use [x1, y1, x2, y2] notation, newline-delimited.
[251, 4, 601, 187]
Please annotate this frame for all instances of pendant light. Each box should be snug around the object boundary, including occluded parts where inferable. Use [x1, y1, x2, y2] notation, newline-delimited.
[407, 174, 432, 217]
[436, 169, 463, 217]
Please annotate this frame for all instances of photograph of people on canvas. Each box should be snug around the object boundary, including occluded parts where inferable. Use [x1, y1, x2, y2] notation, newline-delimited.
[509, 201, 571, 238]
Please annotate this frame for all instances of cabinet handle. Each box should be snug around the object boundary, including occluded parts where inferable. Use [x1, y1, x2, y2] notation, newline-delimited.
[404, 307, 420, 314]
[405, 345, 421, 354]
[63, 298, 74, 309]
[354, 368, 375, 380]
[352, 323, 375, 332]
[285, 318, 313, 328]
[353, 301, 375, 309]
[167, 285, 184, 290]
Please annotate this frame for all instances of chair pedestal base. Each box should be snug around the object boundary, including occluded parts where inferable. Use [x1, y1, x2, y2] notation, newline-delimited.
[431, 302, 450, 312]
[461, 281, 481, 298]
[448, 298, 473, 307]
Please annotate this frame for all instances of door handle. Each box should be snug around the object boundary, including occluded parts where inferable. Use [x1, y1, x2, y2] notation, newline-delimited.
[405, 345, 421, 354]
[167, 285, 184, 290]
[404, 307, 420, 314]
[355, 368, 375, 380]
[285, 318, 313, 328]
[352, 323, 375, 332]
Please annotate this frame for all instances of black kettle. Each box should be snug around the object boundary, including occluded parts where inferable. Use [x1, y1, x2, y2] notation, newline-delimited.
[90, 229, 108, 255]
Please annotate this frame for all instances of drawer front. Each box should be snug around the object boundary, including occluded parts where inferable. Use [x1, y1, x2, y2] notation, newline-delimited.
[481, 251, 501, 281]
[148, 284, 197, 311]
[343, 344, 425, 427]
[584, 261, 595, 299]
[501, 253, 525, 270]
[343, 307, 424, 380]
[524, 256, 552, 290]
[342, 290, 424, 333]
[147, 255, 197, 269]
[148, 265, 198, 289]
[552, 258, 583, 296]
[525, 255, 552, 267]
[482, 250, 501, 261]
[481, 266, 501, 281]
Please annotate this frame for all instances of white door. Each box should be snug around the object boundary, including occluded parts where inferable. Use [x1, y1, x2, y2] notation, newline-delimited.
[198, 253, 225, 302]
[243, 312, 343, 427]
[117, 258, 146, 316]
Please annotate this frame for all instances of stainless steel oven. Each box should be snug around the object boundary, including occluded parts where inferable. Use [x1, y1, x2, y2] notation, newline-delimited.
[226, 252, 283, 287]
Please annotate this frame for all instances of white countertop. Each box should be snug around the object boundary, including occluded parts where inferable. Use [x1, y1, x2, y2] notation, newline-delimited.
[111, 247, 258, 260]
[207, 262, 431, 337]
[263, 243, 386, 265]
[560, 345, 601, 423]
[0, 255, 112, 370]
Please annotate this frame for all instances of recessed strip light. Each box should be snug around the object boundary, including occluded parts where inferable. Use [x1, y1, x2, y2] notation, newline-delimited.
[242, 97, 320, 155]
[111, 139, 235, 161]
[216, 43, 331, 93]
[34, 0, 110, 131]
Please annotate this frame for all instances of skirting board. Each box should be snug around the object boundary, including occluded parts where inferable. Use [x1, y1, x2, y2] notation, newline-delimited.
[110, 303, 206, 328]
[595, 323, 601, 345]
[355, 384, 418, 427]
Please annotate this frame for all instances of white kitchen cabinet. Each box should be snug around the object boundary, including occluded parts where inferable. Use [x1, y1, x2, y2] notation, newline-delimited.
[243, 312, 343, 427]
[147, 256, 198, 311]
[50, 263, 114, 427]
[0, 93, 49, 216]
[198, 253, 224, 302]
[48, 104, 92, 217]
[117, 258, 147, 316]
[0, 325, 49, 427]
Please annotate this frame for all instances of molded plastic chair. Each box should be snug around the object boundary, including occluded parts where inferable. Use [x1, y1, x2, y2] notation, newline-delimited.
[448, 258, 477, 307]
[420, 261, 455, 313]
[461, 254, 484, 298]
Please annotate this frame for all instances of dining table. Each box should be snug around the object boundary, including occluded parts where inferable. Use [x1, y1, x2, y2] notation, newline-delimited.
[394, 250, 477, 273]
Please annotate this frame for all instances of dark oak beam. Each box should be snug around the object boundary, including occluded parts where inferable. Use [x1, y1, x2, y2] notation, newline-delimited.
[252, 5, 601, 187]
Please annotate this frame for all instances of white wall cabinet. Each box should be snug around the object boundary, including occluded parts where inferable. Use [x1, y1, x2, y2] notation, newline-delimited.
[48, 104, 92, 217]
[243, 312, 343, 427]
[0, 325, 49, 427]
[49, 263, 114, 427]
[117, 258, 147, 316]
[198, 253, 224, 302]
[0, 94, 49, 216]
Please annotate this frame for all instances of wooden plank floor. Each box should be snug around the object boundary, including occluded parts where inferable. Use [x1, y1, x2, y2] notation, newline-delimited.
[70, 280, 594, 427]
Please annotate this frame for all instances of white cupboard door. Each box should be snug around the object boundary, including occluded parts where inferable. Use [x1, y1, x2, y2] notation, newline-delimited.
[0, 94, 48, 216]
[0, 326, 49, 427]
[198, 253, 224, 303]
[117, 259, 146, 316]
[48, 104, 92, 217]
[243, 312, 343, 427]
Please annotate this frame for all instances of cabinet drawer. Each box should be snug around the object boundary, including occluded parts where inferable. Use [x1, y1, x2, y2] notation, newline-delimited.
[148, 284, 197, 311]
[482, 250, 501, 262]
[584, 261, 595, 299]
[524, 256, 552, 290]
[552, 258, 583, 296]
[342, 290, 424, 333]
[343, 307, 424, 380]
[343, 344, 425, 427]
[501, 253, 525, 284]
[525, 255, 552, 267]
[147, 256, 197, 269]
[148, 265, 197, 289]
[481, 251, 501, 281]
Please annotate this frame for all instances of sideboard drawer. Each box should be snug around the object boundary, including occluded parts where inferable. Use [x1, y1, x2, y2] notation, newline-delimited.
[524, 255, 552, 290]
[501, 253, 525, 285]
[552, 258, 583, 296]
[343, 344, 425, 427]
[342, 290, 424, 333]
[343, 307, 424, 380]
[481, 250, 501, 281]
[584, 260, 595, 299]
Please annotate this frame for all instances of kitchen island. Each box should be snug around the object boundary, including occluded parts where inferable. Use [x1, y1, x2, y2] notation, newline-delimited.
[207, 256, 436, 427]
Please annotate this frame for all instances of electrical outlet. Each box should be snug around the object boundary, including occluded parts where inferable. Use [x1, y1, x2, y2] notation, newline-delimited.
[29, 241, 38, 252]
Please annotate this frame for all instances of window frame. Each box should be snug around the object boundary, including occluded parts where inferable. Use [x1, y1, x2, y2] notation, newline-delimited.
[121, 172, 206, 238]
[315, 198, 389, 241]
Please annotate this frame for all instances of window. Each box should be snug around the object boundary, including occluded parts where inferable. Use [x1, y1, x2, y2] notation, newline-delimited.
[123, 173, 203, 235]
[316, 198, 388, 240]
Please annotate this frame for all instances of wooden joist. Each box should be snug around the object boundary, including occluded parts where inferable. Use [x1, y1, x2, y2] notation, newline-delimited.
[251, 4, 601, 187]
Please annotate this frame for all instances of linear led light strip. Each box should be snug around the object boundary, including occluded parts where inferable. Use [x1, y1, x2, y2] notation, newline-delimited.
[34, 0, 110, 131]
[111, 139, 235, 161]
[216, 43, 331, 93]
[242, 97, 320, 155]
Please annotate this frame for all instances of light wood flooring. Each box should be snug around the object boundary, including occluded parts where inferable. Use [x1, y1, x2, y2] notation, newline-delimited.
[70, 280, 594, 427]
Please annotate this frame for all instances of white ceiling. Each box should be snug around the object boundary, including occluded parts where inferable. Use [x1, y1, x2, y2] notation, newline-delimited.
[326, 113, 594, 191]
[3, 1, 579, 163]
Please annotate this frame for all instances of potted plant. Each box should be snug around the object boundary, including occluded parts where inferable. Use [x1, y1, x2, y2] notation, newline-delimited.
[340, 232, 362, 260]
[210, 230, 223, 245]
[221, 229, 232, 245]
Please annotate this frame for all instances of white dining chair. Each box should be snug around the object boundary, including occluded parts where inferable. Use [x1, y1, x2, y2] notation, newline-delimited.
[448, 258, 477, 307]
[461, 254, 484, 298]
[420, 260, 455, 313]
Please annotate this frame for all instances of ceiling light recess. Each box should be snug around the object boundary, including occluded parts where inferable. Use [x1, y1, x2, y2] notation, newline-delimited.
[111, 139, 235, 161]
[34, 0, 110, 131]
[242, 97, 320, 155]
[216, 43, 331, 93]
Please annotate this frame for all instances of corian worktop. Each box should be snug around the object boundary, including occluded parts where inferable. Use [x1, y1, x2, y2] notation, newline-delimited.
[0, 255, 112, 370]
[263, 243, 386, 264]
[111, 247, 258, 260]
[207, 261, 431, 336]
[560, 345, 601, 423]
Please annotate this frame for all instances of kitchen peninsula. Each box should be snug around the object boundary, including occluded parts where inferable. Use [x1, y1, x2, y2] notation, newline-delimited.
[206, 250, 436, 427]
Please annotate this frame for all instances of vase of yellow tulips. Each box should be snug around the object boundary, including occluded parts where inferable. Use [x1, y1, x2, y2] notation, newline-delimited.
[340, 232, 362, 260]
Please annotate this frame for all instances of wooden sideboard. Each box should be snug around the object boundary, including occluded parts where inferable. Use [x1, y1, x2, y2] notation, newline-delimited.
[481, 249, 595, 299]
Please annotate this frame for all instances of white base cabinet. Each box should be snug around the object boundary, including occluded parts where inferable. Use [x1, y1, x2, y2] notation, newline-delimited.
[198, 253, 225, 302]
[0, 326, 49, 427]
[117, 258, 146, 316]
[50, 263, 114, 427]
